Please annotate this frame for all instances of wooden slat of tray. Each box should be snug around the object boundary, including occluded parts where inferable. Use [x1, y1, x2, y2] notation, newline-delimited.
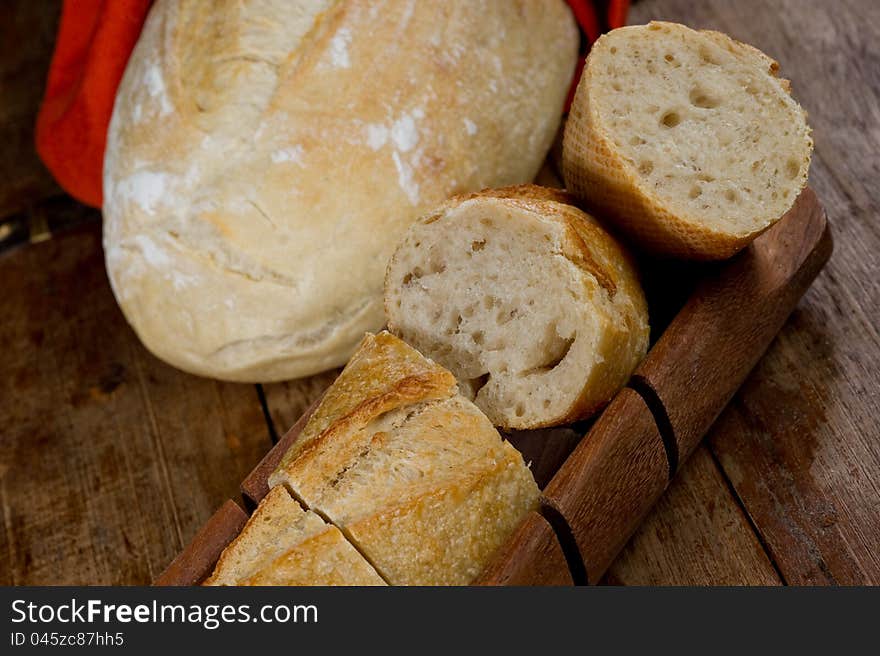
[154, 500, 248, 586]
[241, 394, 323, 507]
[476, 511, 574, 586]
[630, 189, 831, 470]
[541, 389, 669, 584]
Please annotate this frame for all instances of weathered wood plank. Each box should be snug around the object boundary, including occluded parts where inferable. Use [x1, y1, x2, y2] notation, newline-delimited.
[630, 0, 880, 585]
[604, 446, 782, 585]
[0, 224, 270, 584]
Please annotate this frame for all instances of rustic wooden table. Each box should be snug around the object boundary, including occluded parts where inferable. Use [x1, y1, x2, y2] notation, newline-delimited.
[1, 0, 877, 585]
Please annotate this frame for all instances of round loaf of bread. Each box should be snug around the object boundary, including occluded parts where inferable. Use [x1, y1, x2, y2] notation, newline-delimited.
[384, 185, 649, 429]
[102, 0, 578, 381]
[562, 22, 813, 260]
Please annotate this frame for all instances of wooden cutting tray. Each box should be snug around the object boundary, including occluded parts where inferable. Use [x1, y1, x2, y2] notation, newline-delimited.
[154, 188, 832, 586]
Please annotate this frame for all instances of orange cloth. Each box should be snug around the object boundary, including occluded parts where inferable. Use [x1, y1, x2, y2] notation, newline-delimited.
[35, 0, 628, 208]
[35, 0, 152, 208]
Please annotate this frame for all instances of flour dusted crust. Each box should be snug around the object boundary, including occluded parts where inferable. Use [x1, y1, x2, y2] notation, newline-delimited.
[562, 22, 812, 260]
[102, 0, 578, 381]
[270, 332, 540, 585]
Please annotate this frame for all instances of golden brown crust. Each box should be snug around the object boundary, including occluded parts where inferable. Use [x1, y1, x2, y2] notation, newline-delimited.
[203, 486, 384, 586]
[269, 332, 540, 584]
[270, 331, 457, 485]
[243, 529, 385, 586]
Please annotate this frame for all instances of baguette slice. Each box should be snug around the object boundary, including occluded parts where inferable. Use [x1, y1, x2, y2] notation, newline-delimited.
[270, 332, 540, 585]
[384, 185, 649, 430]
[562, 21, 813, 260]
[203, 487, 384, 586]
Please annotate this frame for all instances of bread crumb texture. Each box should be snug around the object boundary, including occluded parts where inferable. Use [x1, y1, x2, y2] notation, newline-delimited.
[563, 21, 812, 259]
[385, 185, 649, 429]
[102, 0, 578, 381]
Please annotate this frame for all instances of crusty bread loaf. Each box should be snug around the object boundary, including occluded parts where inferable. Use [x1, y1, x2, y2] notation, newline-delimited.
[269, 331, 540, 585]
[384, 185, 649, 429]
[102, 0, 578, 382]
[204, 487, 384, 586]
[562, 21, 813, 260]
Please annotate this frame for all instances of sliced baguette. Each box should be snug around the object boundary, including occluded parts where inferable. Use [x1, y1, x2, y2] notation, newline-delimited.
[203, 487, 384, 586]
[270, 331, 540, 585]
[562, 21, 813, 260]
[384, 185, 649, 429]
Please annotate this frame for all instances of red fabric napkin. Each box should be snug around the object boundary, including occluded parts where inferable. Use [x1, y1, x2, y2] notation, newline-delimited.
[35, 0, 629, 208]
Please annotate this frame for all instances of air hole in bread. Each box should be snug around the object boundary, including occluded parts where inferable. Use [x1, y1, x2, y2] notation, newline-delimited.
[471, 239, 486, 252]
[699, 44, 722, 65]
[514, 403, 525, 418]
[629, 135, 645, 146]
[472, 330, 484, 345]
[660, 111, 681, 128]
[468, 372, 490, 396]
[610, 46, 618, 54]
[497, 308, 518, 325]
[530, 335, 575, 374]
[664, 53, 680, 67]
[689, 185, 702, 199]
[638, 160, 654, 175]
[724, 189, 739, 203]
[689, 87, 720, 109]
[785, 158, 800, 180]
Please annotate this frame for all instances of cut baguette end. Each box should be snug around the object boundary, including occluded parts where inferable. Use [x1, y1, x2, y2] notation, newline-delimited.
[563, 21, 813, 260]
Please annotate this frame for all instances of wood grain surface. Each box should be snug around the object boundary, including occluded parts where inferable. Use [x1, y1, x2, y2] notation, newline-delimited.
[0, 0, 877, 586]
[604, 445, 782, 586]
[0, 225, 271, 584]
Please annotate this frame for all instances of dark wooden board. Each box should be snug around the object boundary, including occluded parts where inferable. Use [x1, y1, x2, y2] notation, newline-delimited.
[0, 224, 271, 584]
[0, 1, 62, 220]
